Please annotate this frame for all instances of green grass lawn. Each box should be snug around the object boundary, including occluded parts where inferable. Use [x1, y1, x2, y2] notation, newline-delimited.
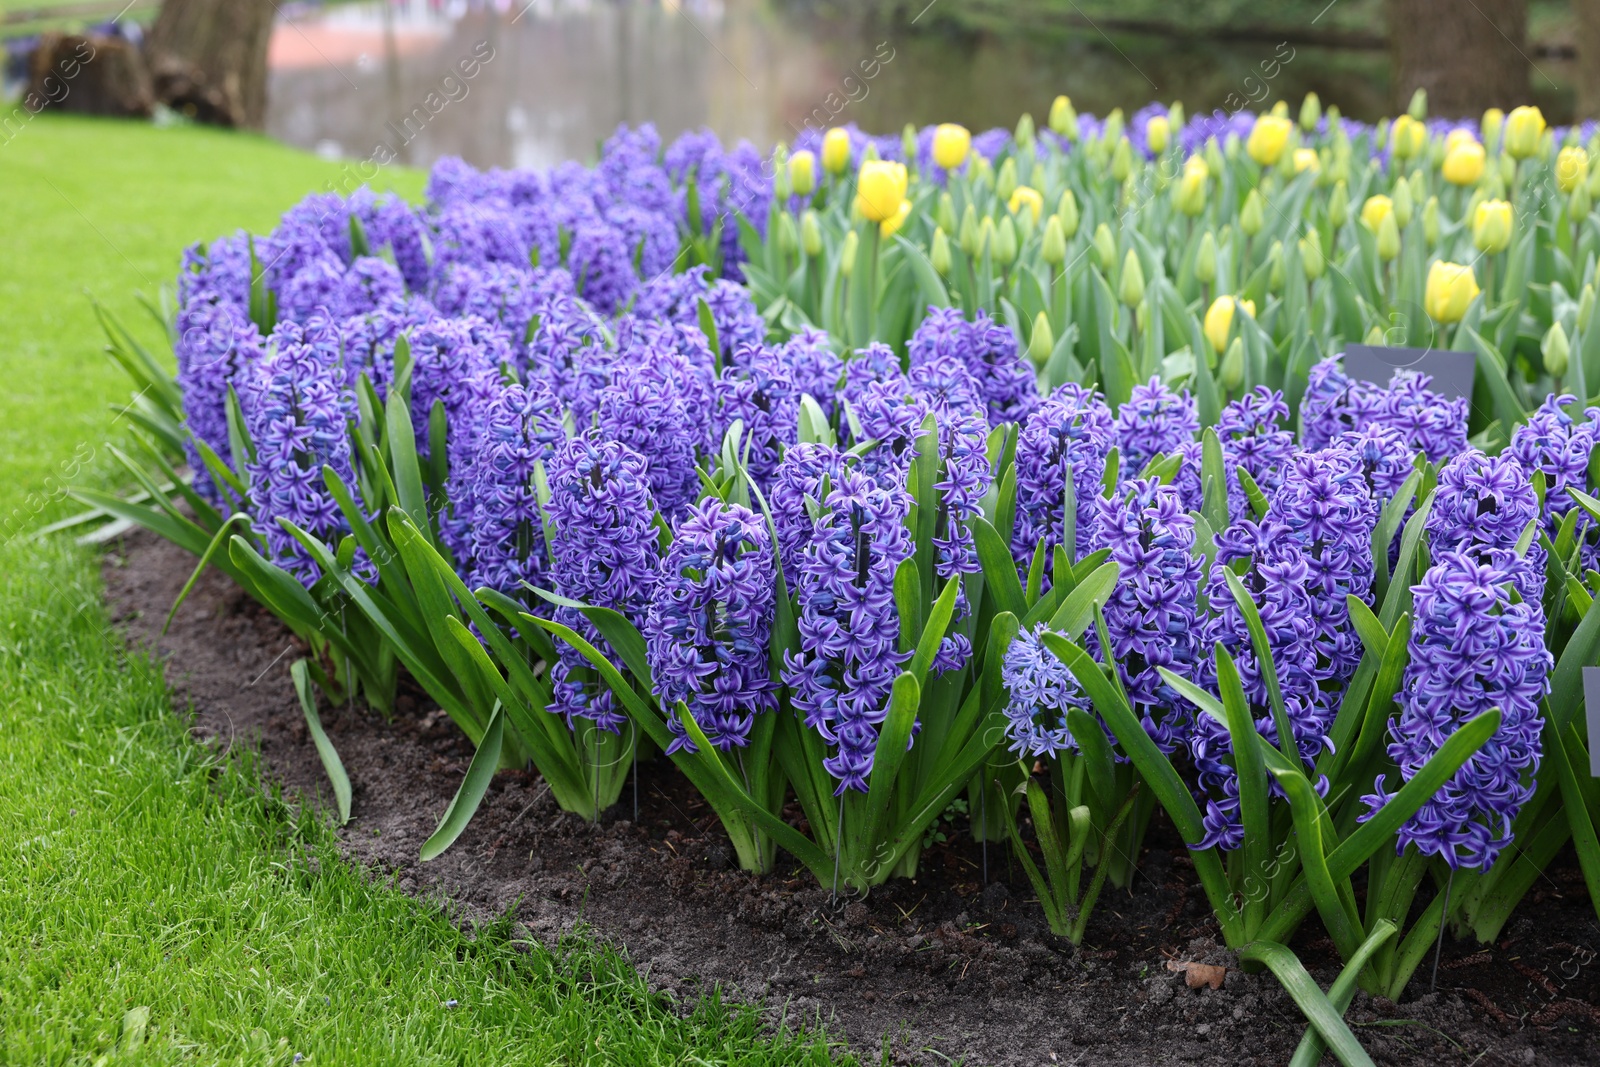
[0, 115, 848, 1065]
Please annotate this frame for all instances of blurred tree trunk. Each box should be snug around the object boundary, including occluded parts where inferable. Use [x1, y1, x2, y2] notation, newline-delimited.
[1387, 0, 1528, 116]
[1577, 0, 1600, 118]
[145, 0, 275, 128]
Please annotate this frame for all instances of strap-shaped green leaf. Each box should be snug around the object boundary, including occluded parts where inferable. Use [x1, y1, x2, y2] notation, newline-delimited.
[1065, 707, 1116, 814]
[861, 673, 922, 858]
[1222, 570, 1298, 771]
[1287, 920, 1397, 1067]
[291, 659, 352, 825]
[1345, 595, 1390, 663]
[907, 578, 961, 690]
[1047, 559, 1119, 638]
[163, 513, 247, 636]
[972, 515, 1027, 618]
[384, 382, 429, 537]
[1271, 764, 1363, 960]
[420, 704, 503, 861]
[1240, 941, 1376, 1067]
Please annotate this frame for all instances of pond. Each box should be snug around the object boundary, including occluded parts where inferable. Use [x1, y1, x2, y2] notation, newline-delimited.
[264, 0, 1570, 171]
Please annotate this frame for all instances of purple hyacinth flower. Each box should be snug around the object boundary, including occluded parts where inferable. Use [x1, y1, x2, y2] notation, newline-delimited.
[1112, 376, 1199, 477]
[1012, 383, 1114, 567]
[1426, 449, 1547, 604]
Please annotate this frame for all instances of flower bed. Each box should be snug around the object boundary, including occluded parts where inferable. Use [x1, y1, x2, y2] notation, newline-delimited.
[84, 97, 1600, 1058]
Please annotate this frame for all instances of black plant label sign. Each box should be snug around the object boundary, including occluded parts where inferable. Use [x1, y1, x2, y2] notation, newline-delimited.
[1341, 344, 1476, 402]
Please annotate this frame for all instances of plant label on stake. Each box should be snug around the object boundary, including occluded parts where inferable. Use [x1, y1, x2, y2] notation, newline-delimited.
[1583, 667, 1600, 777]
[1341, 344, 1476, 402]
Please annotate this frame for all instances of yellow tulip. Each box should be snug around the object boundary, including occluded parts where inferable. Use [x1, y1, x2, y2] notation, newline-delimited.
[1049, 95, 1078, 139]
[1293, 148, 1320, 174]
[1246, 114, 1292, 166]
[1146, 114, 1170, 155]
[1204, 295, 1255, 354]
[822, 127, 851, 175]
[1008, 185, 1044, 223]
[1299, 92, 1321, 132]
[879, 199, 912, 238]
[932, 123, 971, 171]
[1503, 105, 1545, 160]
[1390, 114, 1425, 160]
[1174, 156, 1208, 216]
[1445, 128, 1477, 154]
[1441, 141, 1485, 186]
[855, 160, 908, 223]
[1481, 108, 1505, 151]
[1557, 146, 1589, 193]
[1472, 198, 1513, 254]
[788, 150, 816, 197]
[1360, 194, 1393, 232]
[1425, 260, 1480, 323]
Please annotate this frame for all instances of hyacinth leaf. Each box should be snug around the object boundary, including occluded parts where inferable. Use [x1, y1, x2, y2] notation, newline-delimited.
[1552, 722, 1600, 925]
[162, 512, 247, 636]
[796, 394, 836, 447]
[576, 604, 653, 689]
[1065, 707, 1117, 822]
[1345, 596, 1390, 663]
[1042, 632, 1245, 943]
[419, 703, 503, 862]
[92, 298, 184, 418]
[291, 658, 352, 826]
[1200, 428, 1228, 535]
[1258, 709, 1500, 945]
[977, 611, 1022, 734]
[1024, 539, 1048, 608]
[861, 672, 922, 858]
[972, 515, 1027, 619]
[1378, 493, 1435, 629]
[68, 487, 221, 569]
[384, 384, 430, 540]
[1046, 559, 1120, 641]
[1333, 611, 1411, 787]
[1369, 469, 1420, 601]
[1221, 569, 1299, 772]
[1235, 465, 1269, 520]
[1215, 643, 1271, 930]
[1287, 919, 1398, 1067]
[893, 558, 924, 656]
[907, 577, 961, 690]
[322, 467, 416, 619]
[1548, 580, 1600, 732]
[1004, 782, 1067, 934]
[1465, 328, 1528, 432]
[192, 437, 248, 510]
[1271, 764, 1364, 963]
[1240, 940, 1376, 1067]
[125, 431, 225, 532]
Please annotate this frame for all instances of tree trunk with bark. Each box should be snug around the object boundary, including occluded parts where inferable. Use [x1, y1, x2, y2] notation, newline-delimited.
[1575, 0, 1600, 119]
[145, 0, 276, 129]
[1387, 0, 1529, 116]
[27, 33, 153, 119]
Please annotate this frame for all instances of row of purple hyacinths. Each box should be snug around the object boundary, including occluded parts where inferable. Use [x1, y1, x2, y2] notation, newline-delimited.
[173, 131, 1580, 876]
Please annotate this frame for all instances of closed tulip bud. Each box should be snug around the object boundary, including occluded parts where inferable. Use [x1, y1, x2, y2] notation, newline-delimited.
[1408, 87, 1428, 120]
[959, 204, 981, 256]
[1168, 101, 1185, 131]
[1204, 295, 1254, 354]
[1174, 158, 1208, 217]
[1364, 324, 1388, 346]
[1442, 140, 1485, 186]
[902, 123, 919, 167]
[1015, 112, 1036, 151]
[1540, 129, 1556, 162]
[1267, 240, 1285, 292]
[1093, 222, 1117, 272]
[1205, 137, 1226, 177]
[1424, 260, 1480, 323]
[1240, 189, 1265, 236]
[932, 123, 971, 171]
[994, 216, 1019, 267]
[1481, 107, 1505, 152]
[1146, 114, 1170, 154]
[1503, 105, 1545, 160]
[1104, 107, 1125, 145]
[1293, 147, 1320, 174]
[862, 142, 881, 163]
[822, 127, 851, 174]
[996, 157, 1018, 202]
[1050, 95, 1079, 140]
[937, 192, 957, 235]
[971, 154, 993, 185]
[1299, 228, 1325, 280]
[789, 149, 816, 197]
[1422, 195, 1440, 245]
[1571, 182, 1593, 220]
[1119, 249, 1146, 307]
[777, 211, 798, 255]
[1329, 179, 1350, 227]
[1247, 114, 1293, 166]
[1472, 198, 1513, 254]
[1220, 336, 1246, 390]
[1360, 193, 1392, 232]
[800, 209, 822, 257]
[1392, 178, 1414, 228]
[1195, 230, 1218, 284]
[1057, 189, 1080, 238]
[1557, 145, 1589, 193]
[1029, 311, 1054, 367]
[773, 149, 792, 201]
[1391, 114, 1426, 161]
[1376, 211, 1401, 261]
[855, 160, 908, 222]
[1041, 214, 1067, 266]
[1579, 284, 1596, 333]
[1111, 136, 1133, 182]
[978, 215, 997, 259]
[1543, 321, 1571, 377]
[1300, 91, 1321, 131]
[839, 229, 858, 278]
[930, 226, 952, 276]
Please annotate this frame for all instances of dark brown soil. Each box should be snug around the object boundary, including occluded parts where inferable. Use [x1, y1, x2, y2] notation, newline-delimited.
[103, 529, 1600, 1066]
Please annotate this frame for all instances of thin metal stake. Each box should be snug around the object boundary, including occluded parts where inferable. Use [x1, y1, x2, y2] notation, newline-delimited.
[1430, 868, 1456, 994]
[832, 792, 845, 905]
[631, 723, 639, 823]
[980, 775, 988, 886]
